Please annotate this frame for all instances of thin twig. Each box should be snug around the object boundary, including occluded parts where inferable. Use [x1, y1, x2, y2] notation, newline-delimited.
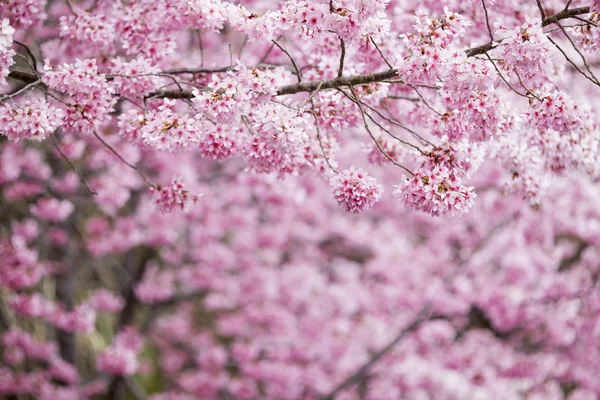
[546, 35, 599, 87]
[555, 21, 600, 85]
[347, 86, 414, 176]
[337, 37, 346, 78]
[408, 84, 443, 116]
[309, 93, 338, 174]
[481, 0, 494, 41]
[0, 79, 41, 101]
[51, 133, 97, 195]
[92, 131, 154, 187]
[370, 36, 393, 69]
[484, 54, 531, 99]
[339, 88, 428, 154]
[564, 0, 573, 10]
[13, 40, 39, 72]
[536, 0, 546, 19]
[272, 40, 302, 83]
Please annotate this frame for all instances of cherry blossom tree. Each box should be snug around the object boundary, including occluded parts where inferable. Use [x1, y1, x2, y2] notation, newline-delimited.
[1, 0, 600, 399]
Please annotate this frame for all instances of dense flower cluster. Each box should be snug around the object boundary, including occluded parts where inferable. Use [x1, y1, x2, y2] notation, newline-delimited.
[496, 18, 553, 85]
[198, 124, 243, 160]
[59, 11, 115, 46]
[191, 63, 283, 122]
[109, 57, 161, 98]
[0, 19, 15, 87]
[119, 100, 203, 151]
[0, 237, 43, 290]
[9, 293, 96, 334]
[42, 59, 114, 134]
[571, 11, 600, 52]
[0, 98, 65, 141]
[329, 166, 383, 213]
[394, 165, 476, 217]
[0, 0, 46, 29]
[30, 197, 74, 222]
[149, 177, 202, 213]
[98, 328, 144, 376]
[243, 103, 309, 174]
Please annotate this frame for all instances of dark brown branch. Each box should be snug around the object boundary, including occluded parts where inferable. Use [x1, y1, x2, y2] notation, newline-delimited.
[272, 40, 302, 83]
[541, 6, 590, 27]
[278, 69, 400, 95]
[536, 0, 546, 19]
[481, 0, 495, 42]
[467, 6, 591, 57]
[337, 38, 346, 78]
[7, 68, 40, 84]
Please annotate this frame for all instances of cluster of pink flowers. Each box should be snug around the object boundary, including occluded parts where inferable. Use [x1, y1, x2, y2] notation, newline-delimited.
[0, 97, 65, 141]
[571, 11, 600, 53]
[42, 58, 115, 134]
[496, 18, 553, 85]
[432, 91, 504, 142]
[3, 328, 57, 365]
[495, 136, 550, 204]
[329, 167, 383, 213]
[198, 123, 243, 160]
[0, 237, 43, 290]
[30, 197, 74, 223]
[244, 103, 309, 174]
[397, 8, 467, 85]
[192, 63, 282, 122]
[525, 87, 585, 133]
[149, 176, 202, 214]
[423, 140, 486, 179]
[109, 57, 161, 98]
[0, 18, 15, 87]
[323, 0, 390, 42]
[119, 100, 203, 151]
[529, 128, 598, 175]
[227, 4, 280, 40]
[97, 327, 144, 376]
[302, 134, 339, 175]
[135, 262, 176, 304]
[174, 0, 230, 32]
[0, 0, 46, 28]
[59, 10, 116, 46]
[3, 1, 600, 399]
[85, 216, 145, 257]
[88, 289, 125, 313]
[394, 165, 476, 217]
[9, 293, 96, 333]
[363, 135, 404, 166]
[112, 0, 181, 62]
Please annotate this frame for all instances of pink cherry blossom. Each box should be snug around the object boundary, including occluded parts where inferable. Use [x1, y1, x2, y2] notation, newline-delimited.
[329, 166, 383, 213]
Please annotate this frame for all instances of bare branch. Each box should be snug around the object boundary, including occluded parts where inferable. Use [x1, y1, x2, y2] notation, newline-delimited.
[370, 36, 393, 69]
[337, 37, 346, 78]
[92, 131, 155, 187]
[272, 40, 302, 83]
[536, 0, 546, 19]
[51, 133, 97, 195]
[481, 0, 495, 42]
[346, 86, 414, 176]
[541, 6, 590, 27]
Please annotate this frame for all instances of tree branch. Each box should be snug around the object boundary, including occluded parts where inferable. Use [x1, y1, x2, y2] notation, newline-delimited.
[5, 6, 592, 103]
